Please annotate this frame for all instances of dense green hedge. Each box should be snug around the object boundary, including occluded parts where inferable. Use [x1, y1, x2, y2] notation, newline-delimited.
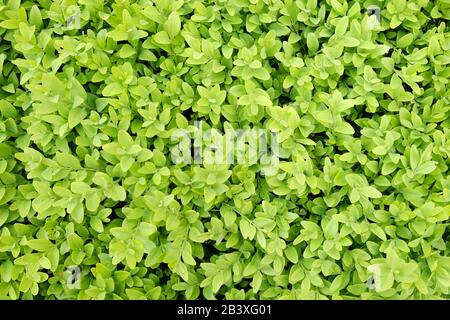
[0, 0, 449, 299]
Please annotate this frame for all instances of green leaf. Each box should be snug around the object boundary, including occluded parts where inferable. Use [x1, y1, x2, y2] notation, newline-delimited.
[27, 239, 53, 251]
[306, 33, 319, 52]
[335, 122, 354, 135]
[239, 219, 256, 240]
[289, 265, 304, 284]
[284, 246, 298, 263]
[317, 110, 334, 124]
[173, 261, 189, 281]
[166, 12, 181, 38]
[154, 31, 171, 45]
[67, 233, 83, 251]
[335, 16, 348, 36]
[409, 145, 421, 170]
[102, 82, 123, 97]
[343, 37, 360, 47]
[55, 152, 81, 169]
[70, 202, 85, 224]
[68, 108, 87, 128]
[360, 186, 382, 198]
[108, 185, 126, 201]
[369, 224, 387, 241]
[118, 130, 134, 148]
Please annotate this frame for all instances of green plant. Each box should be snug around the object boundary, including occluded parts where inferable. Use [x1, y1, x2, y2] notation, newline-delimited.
[0, 0, 449, 300]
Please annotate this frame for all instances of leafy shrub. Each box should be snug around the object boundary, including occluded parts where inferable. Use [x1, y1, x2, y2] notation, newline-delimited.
[0, 0, 449, 300]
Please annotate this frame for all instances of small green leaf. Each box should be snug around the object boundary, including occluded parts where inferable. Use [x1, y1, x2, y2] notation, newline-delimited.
[154, 31, 171, 45]
[27, 239, 53, 251]
[102, 83, 123, 97]
[166, 12, 181, 38]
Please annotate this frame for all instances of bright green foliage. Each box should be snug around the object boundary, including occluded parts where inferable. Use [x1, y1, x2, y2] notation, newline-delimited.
[0, 0, 449, 300]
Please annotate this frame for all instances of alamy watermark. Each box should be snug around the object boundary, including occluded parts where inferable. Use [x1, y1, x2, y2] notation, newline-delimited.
[65, 265, 81, 289]
[367, 265, 382, 291]
[170, 121, 281, 175]
[367, 5, 381, 30]
[52, 5, 81, 31]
